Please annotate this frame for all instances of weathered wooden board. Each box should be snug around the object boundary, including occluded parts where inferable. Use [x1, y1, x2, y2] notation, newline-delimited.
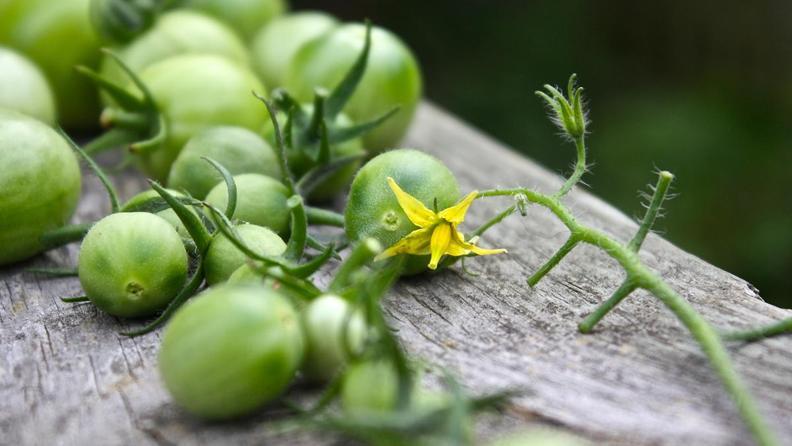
[1, 103, 790, 446]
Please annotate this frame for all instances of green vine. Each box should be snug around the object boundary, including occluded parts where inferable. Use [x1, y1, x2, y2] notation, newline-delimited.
[476, 75, 778, 446]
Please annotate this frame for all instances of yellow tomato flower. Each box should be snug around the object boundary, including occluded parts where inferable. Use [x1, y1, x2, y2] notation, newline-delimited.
[375, 177, 506, 270]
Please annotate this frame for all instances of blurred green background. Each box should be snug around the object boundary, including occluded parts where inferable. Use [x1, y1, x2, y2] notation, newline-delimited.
[295, 0, 792, 308]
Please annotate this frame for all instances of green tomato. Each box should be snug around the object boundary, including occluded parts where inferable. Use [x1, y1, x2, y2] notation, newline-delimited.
[120, 189, 197, 238]
[167, 126, 280, 199]
[301, 294, 366, 383]
[341, 359, 445, 417]
[286, 24, 423, 151]
[227, 263, 306, 304]
[185, 0, 287, 41]
[487, 430, 588, 446]
[0, 47, 56, 125]
[78, 212, 188, 318]
[227, 262, 265, 284]
[203, 223, 286, 285]
[345, 149, 459, 275]
[205, 173, 291, 235]
[0, 0, 100, 130]
[159, 283, 304, 419]
[0, 109, 81, 266]
[341, 359, 398, 415]
[264, 108, 363, 202]
[99, 10, 250, 106]
[250, 11, 337, 90]
[113, 54, 268, 181]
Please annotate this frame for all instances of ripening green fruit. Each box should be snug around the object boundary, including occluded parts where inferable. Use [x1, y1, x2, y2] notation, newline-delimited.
[345, 149, 459, 274]
[487, 430, 589, 446]
[98, 10, 250, 106]
[286, 23, 423, 151]
[78, 212, 188, 318]
[0, 47, 56, 125]
[110, 54, 268, 181]
[205, 173, 291, 235]
[168, 126, 281, 199]
[0, 0, 101, 130]
[203, 223, 286, 285]
[301, 294, 366, 382]
[159, 283, 304, 419]
[120, 189, 198, 239]
[185, 0, 287, 41]
[250, 11, 337, 89]
[340, 359, 447, 418]
[0, 109, 81, 265]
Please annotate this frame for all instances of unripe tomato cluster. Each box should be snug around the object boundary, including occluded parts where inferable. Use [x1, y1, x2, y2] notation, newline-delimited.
[0, 2, 503, 443]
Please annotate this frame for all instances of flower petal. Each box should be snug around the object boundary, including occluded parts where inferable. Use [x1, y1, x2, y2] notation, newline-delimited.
[374, 227, 433, 261]
[428, 223, 452, 269]
[387, 177, 436, 228]
[455, 228, 506, 257]
[466, 243, 507, 257]
[438, 190, 478, 224]
[445, 226, 472, 256]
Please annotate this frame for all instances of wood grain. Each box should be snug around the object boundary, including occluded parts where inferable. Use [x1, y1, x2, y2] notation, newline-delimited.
[1, 103, 790, 446]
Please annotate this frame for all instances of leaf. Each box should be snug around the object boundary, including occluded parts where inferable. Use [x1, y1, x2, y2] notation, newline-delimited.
[296, 154, 365, 197]
[283, 195, 307, 262]
[149, 181, 212, 252]
[325, 20, 372, 119]
[59, 128, 121, 213]
[201, 157, 237, 219]
[328, 106, 400, 144]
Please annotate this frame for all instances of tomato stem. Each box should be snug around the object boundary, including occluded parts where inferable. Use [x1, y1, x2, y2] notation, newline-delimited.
[284, 196, 308, 262]
[578, 280, 637, 333]
[40, 223, 93, 250]
[477, 184, 778, 445]
[306, 206, 345, 227]
[722, 318, 792, 342]
[61, 296, 90, 303]
[26, 267, 79, 277]
[329, 239, 382, 293]
[628, 171, 674, 251]
[526, 235, 580, 287]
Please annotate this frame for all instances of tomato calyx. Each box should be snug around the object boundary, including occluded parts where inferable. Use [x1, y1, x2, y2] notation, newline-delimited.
[78, 49, 167, 158]
[267, 20, 399, 199]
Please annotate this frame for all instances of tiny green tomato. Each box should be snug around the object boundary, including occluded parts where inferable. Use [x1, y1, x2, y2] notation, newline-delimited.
[185, 0, 286, 41]
[168, 126, 280, 199]
[301, 294, 366, 382]
[341, 359, 446, 417]
[0, 0, 101, 130]
[250, 11, 337, 90]
[487, 430, 589, 446]
[0, 110, 81, 265]
[110, 54, 268, 181]
[98, 10, 250, 106]
[345, 149, 459, 274]
[78, 212, 188, 318]
[205, 173, 291, 235]
[159, 283, 304, 419]
[203, 223, 286, 285]
[120, 189, 197, 239]
[341, 359, 398, 416]
[227, 263, 306, 303]
[286, 23, 423, 151]
[0, 47, 56, 125]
